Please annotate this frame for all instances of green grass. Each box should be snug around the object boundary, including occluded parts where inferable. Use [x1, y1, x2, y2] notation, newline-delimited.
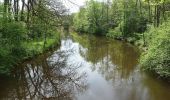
[23, 38, 59, 57]
[0, 36, 60, 75]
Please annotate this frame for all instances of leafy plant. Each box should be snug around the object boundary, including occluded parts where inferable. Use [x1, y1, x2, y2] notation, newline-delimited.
[140, 21, 170, 78]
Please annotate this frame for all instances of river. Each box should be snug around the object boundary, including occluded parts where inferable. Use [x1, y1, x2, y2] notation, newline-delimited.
[0, 33, 170, 100]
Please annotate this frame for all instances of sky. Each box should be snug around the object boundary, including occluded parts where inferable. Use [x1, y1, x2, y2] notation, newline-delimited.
[62, 0, 86, 13]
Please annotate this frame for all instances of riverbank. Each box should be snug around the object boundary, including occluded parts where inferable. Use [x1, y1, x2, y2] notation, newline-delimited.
[0, 35, 60, 75]
[108, 32, 170, 80]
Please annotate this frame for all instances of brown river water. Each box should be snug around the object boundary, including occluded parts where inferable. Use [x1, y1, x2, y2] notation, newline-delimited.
[0, 33, 170, 100]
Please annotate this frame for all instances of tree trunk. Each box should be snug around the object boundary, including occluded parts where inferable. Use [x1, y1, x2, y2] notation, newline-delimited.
[154, 5, 157, 27]
[162, 1, 166, 21]
[156, 5, 160, 27]
[8, 0, 12, 21]
[21, 0, 25, 21]
[27, 0, 31, 27]
[3, 0, 9, 21]
[14, 0, 19, 21]
[147, 0, 151, 22]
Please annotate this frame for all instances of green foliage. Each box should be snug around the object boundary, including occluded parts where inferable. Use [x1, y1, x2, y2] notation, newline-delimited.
[0, 3, 3, 13]
[86, 0, 109, 35]
[0, 0, 65, 75]
[0, 22, 27, 74]
[63, 21, 70, 30]
[2, 22, 27, 42]
[73, 0, 111, 35]
[106, 26, 122, 38]
[73, 0, 148, 37]
[140, 21, 170, 78]
[0, 20, 61, 75]
[122, 16, 147, 37]
[0, 22, 60, 74]
[73, 7, 88, 33]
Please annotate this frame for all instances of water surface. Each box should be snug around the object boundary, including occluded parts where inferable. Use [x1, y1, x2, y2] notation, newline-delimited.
[0, 33, 170, 100]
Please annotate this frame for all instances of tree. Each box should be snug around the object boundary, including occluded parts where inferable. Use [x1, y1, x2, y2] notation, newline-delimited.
[0, 0, 68, 74]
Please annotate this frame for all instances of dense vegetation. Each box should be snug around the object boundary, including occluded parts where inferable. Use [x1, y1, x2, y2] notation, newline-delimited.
[73, 0, 170, 79]
[140, 21, 170, 78]
[0, 0, 67, 75]
[73, 0, 148, 37]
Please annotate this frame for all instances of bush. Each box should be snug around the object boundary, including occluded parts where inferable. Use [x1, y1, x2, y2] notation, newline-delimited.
[0, 22, 27, 74]
[140, 21, 170, 78]
[128, 33, 144, 46]
[121, 16, 147, 37]
[106, 26, 122, 38]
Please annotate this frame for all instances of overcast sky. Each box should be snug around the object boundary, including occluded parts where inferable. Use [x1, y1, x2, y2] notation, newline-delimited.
[63, 0, 86, 13]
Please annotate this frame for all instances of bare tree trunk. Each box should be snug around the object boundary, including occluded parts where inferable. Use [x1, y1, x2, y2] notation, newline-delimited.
[8, 0, 12, 21]
[14, 0, 19, 21]
[139, 0, 142, 15]
[147, 0, 151, 22]
[17, 0, 19, 20]
[27, 0, 31, 27]
[21, 0, 25, 21]
[162, 1, 166, 21]
[154, 5, 157, 27]
[3, 0, 9, 21]
[157, 5, 160, 27]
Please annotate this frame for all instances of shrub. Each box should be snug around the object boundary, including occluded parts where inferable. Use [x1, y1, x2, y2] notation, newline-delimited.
[0, 22, 27, 74]
[140, 21, 170, 78]
[106, 26, 122, 38]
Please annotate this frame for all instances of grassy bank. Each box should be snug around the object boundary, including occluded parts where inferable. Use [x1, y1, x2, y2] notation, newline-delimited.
[23, 36, 60, 58]
[0, 37, 60, 75]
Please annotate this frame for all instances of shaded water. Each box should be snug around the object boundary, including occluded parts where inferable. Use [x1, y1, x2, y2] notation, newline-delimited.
[0, 33, 170, 100]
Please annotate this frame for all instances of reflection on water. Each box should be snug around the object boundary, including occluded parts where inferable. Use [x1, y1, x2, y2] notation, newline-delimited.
[0, 33, 170, 100]
[0, 46, 87, 100]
